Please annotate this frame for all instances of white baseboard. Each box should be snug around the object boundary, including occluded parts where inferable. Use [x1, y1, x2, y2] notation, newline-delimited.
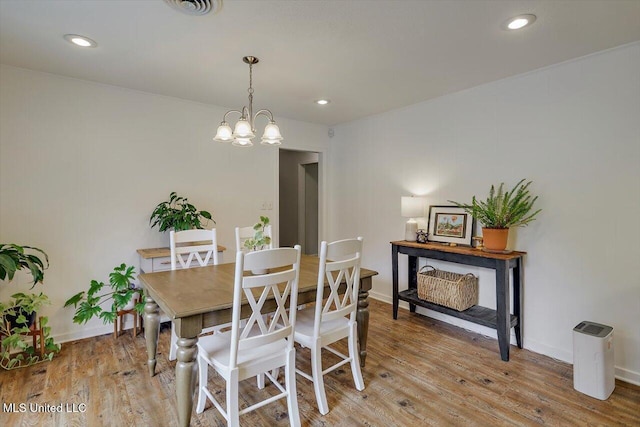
[53, 316, 150, 344]
[368, 292, 639, 386]
[615, 367, 640, 386]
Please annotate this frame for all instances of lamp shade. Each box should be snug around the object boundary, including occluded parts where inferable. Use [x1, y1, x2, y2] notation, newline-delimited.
[213, 123, 233, 142]
[232, 137, 253, 147]
[232, 119, 255, 139]
[261, 122, 283, 145]
[401, 196, 425, 218]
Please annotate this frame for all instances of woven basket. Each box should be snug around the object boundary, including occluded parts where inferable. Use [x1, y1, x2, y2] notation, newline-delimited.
[417, 266, 478, 311]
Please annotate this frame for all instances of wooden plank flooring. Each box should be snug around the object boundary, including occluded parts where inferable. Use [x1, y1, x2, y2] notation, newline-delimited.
[1, 299, 638, 426]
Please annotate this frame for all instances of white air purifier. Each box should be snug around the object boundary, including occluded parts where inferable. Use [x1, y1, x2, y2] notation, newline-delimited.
[572, 321, 615, 400]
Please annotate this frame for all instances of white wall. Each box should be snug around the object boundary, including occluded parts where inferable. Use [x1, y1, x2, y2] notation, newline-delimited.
[0, 65, 329, 342]
[328, 42, 640, 384]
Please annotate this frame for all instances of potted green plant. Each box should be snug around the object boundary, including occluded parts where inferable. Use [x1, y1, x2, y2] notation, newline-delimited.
[0, 244, 60, 369]
[243, 216, 272, 252]
[149, 191, 214, 232]
[1, 292, 60, 369]
[449, 179, 541, 251]
[0, 243, 49, 288]
[242, 216, 272, 274]
[64, 263, 144, 325]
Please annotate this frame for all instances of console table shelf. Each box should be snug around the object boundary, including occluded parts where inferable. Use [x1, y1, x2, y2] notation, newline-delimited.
[391, 241, 525, 361]
[397, 288, 518, 329]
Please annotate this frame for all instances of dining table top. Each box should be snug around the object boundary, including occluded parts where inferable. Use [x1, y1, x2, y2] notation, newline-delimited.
[138, 255, 378, 321]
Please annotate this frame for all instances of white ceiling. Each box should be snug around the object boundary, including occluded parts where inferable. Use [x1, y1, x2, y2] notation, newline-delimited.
[1, 0, 639, 126]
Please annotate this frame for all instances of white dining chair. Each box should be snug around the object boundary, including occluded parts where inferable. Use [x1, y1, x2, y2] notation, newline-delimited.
[195, 246, 302, 427]
[168, 228, 220, 361]
[293, 237, 365, 415]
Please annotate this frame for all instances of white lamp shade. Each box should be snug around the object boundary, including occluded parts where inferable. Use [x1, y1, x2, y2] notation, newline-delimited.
[232, 137, 253, 147]
[401, 196, 425, 218]
[213, 123, 233, 142]
[262, 122, 282, 140]
[232, 119, 255, 139]
[261, 137, 282, 145]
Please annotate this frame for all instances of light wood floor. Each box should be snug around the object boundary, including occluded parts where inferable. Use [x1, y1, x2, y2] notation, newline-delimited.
[1, 299, 638, 426]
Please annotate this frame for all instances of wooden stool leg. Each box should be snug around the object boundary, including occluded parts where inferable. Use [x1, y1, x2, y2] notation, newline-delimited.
[114, 316, 118, 339]
[134, 311, 139, 336]
[38, 317, 45, 358]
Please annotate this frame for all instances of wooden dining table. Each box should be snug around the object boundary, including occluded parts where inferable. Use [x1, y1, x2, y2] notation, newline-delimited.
[138, 254, 378, 427]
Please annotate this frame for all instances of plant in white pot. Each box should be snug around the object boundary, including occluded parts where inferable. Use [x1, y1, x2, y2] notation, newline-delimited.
[449, 179, 541, 252]
[241, 216, 272, 274]
[243, 216, 272, 252]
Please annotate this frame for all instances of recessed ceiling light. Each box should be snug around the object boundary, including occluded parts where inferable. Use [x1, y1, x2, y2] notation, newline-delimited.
[505, 14, 537, 30]
[315, 99, 330, 105]
[64, 34, 97, 48]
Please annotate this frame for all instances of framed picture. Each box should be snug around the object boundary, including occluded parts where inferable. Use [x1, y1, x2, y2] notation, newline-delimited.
[427, 206, 474, 246]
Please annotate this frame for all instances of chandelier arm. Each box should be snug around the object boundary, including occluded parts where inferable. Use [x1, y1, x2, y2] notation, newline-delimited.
[222, 109, 245, 123]
[253, 109, 275, 124]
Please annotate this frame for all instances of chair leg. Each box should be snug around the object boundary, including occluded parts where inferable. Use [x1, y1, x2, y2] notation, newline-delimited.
[169, 324, 177, 361]
[311, 342, 329, 415]
[227, 369, 240, 427]
[349, 323, 365, 391]
[285, 349, 301, 427]
[195, 355, 208, 414]
[257, 372, 265, 389]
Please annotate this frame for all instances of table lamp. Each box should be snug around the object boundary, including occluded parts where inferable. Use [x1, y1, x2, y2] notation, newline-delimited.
[401, 196, 425, 241]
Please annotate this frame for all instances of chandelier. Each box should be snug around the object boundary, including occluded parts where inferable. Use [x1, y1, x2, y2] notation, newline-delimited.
[213, 56, 283, 147]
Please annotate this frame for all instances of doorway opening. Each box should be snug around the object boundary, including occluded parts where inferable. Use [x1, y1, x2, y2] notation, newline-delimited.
[279, 149, 319, 255]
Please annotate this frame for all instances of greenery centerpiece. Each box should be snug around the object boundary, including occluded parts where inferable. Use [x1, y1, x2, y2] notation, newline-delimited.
[449, 179, 541, 251]
[243, 216, 272, 252]
[0, 244, 60, 370]
[64, 263, 144, 325]
[149, 191, 214, 232]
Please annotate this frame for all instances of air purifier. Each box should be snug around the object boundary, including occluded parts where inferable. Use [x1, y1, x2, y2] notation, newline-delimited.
[572, 321, 615, 400]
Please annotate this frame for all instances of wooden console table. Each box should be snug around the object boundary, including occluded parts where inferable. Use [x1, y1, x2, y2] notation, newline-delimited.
[391, 241, 525, 361]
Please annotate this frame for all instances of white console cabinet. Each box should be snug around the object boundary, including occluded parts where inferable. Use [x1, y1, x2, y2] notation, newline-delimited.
[137, 244, 226, 273]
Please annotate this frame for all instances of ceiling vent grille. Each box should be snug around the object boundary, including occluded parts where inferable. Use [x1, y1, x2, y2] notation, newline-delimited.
[164, 0, 222, 16]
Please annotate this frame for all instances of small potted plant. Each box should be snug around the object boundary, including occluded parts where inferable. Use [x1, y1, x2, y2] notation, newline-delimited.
[243, 216, 272, 252]
[149, 192, 214, 232]
[1, 292, 60, 369]
[64, 263, 144, 325]
[0, 243, 60, 369]
[242, 216, 272, 274]
[449, 179, 541, 251]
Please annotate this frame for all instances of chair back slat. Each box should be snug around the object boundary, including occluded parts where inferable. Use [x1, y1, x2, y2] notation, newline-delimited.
[169, 228, 219, 270]
[229, 246, 301, 368]
[314, 237, 363, 337]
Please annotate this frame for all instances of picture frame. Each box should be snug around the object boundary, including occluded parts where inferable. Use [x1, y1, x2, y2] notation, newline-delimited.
[427, 206, 474, 246]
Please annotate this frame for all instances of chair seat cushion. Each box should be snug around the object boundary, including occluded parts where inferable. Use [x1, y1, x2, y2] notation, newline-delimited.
[197, 329, 288, 369]
[293, 306, 350, 339]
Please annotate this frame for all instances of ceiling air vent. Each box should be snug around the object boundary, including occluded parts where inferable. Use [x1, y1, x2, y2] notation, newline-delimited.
[164, 0, 222, 16]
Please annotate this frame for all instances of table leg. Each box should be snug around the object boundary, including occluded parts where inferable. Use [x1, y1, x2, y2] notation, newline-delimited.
[357, 286, 370, 367]
[513, 258, 524, 349]
[392, 245, 399, 319]
[144, 295, 160, 376]
[175, 336, 198, 427]
[496, 262, 511, 361]
[408, 256, 417, 313]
